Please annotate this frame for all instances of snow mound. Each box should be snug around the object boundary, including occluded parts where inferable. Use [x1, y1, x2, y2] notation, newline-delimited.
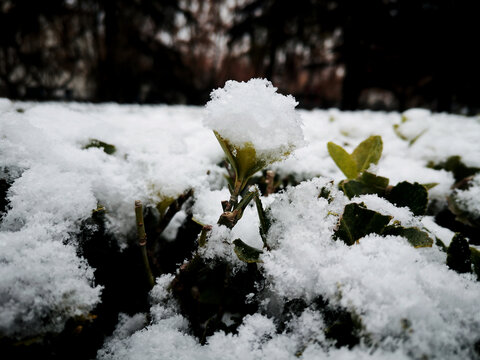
[204, 79, 304, 161]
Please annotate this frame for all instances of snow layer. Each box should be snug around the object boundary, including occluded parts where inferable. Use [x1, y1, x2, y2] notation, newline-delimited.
[1, 98, 480, 356]
[0, 100, 220, 338]
[204, 79, 304, 161]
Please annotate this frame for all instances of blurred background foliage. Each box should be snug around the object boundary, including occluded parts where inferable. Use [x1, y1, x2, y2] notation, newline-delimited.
[0, 0, 479, 113]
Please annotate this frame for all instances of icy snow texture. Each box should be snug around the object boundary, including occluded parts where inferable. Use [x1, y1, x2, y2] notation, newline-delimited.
[263, 179, 480, 358]
[204, 79, 304, 161]
[99, 275, 412, 360]
[99, 178, 480, 360]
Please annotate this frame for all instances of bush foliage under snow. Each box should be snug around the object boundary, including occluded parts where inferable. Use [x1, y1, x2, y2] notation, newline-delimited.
[1, 83, 480, 359]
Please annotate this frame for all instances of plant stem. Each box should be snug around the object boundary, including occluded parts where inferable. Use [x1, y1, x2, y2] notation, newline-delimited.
[254, 192, 270, 250]
[135, 200, 155, 289]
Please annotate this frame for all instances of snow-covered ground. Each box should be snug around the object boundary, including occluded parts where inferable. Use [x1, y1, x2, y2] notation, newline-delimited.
[1, 93, 480, 359]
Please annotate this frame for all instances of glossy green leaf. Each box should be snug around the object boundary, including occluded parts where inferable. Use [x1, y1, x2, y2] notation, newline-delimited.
[351, 135, 383, 173]
[327, 142, 358, 179]
[387, 181, 428, 216]
[334, 203, 392, 246]
[233, 239, 263, 263]
[383, 226, 433, 248]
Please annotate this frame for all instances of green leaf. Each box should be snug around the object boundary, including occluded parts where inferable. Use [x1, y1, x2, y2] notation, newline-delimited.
[446, 233, 472, 274]
[386, 181, 428, 216]
[383, 226, 433, 248]
[360, 171, 389, 189]
[334, 203, 392, 246]
[340, 172, 390, 199]
[233, 239, 263, 263]
[351, 135, 383, 173]
[214, 131, 238, 177]
[327, 142, 358, 179]
[84, 139, 116, 155]
[340, 180, 371, 199]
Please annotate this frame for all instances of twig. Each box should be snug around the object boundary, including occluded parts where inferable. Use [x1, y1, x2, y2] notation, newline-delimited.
[135, 200, 155, 289]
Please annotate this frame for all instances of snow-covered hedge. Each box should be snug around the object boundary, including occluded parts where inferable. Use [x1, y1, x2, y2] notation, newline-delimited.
[1, 80, 480, 358]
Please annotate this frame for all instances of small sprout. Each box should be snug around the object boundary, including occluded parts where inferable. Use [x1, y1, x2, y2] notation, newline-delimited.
[328, 136, 383, 180]
[204, 79, 303, 260]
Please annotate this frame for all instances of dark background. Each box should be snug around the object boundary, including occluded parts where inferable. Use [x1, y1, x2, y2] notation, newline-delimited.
[1, 0, 479, 113]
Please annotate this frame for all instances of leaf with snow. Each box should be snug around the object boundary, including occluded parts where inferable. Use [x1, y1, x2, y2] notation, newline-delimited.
[383, 225, 433, 248]
[334, 202, 392, 246]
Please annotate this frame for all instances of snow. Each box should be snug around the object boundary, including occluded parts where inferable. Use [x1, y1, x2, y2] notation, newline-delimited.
[1, 96, 480, 357]
[452, 173, 480, 217]
[204, 79, 304, 163]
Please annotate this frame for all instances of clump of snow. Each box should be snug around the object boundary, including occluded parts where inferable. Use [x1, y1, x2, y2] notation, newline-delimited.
[0, 223, 101, 338]
[452, 173, 480, 217]
[204, 79, 304, 162]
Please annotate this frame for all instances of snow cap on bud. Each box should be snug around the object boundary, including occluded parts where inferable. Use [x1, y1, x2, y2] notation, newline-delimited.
[204, 78, 304, 165]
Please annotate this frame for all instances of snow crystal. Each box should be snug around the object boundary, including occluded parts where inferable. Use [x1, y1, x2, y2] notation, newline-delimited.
[204, 79, 304, 162]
